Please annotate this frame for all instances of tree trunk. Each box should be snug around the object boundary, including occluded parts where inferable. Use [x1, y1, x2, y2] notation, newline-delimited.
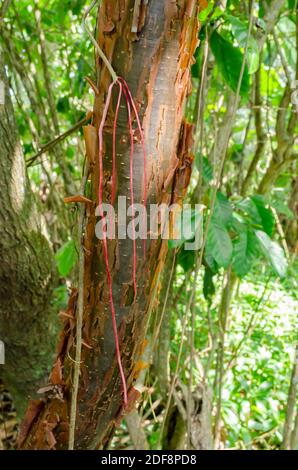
[0, 57, 59, 416]
[282, 342, 298, 449]
[19, 0, 200, 450]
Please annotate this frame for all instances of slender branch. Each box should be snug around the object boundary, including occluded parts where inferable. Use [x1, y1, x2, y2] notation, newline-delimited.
[1, 27, 47, 132]
[26, 113, 92, 167]
[83, 0, 118, 83]
[0, 0, 11, 22]
[68, 161, 90, 450]
[213, 269, 236, 448]
[33, 1, 60, 134]
[241, 56, 267, 196]
[223, 277, 271, 376]
[273, 29, 292, 84]
[256, 0, 285, 50]
[11, 0, 50, 128]
[258, 3, 298, 194]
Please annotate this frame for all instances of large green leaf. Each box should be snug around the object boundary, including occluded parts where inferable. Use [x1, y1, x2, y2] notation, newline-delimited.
[213, 192, 233, 227]
[206, 221, 233, 268]
[271, 199, 294, 220]
[55, 240, 77, 277]
[237, 196, 275, 236]
[177, 248, 195, 273]
[232, 229, 258, 277]
[251, 196, 275, 236]
[210, 31, 250, 96]
[226, 15, 260, 74]
[255, 230, 288, 278]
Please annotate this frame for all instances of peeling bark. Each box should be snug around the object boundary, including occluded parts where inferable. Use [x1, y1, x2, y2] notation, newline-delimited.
[19, 0, 200, 449]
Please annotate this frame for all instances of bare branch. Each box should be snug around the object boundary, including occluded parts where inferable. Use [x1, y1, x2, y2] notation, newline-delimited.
[26, 112, 92, 167]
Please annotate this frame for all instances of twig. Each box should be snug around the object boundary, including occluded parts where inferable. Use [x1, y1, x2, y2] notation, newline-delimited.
[213, 268, 234, 447]
[273, 29, 292, 84]
[241, 53, 267, 196]
[223, 277, 272, 376]
[68, 161, 89, 450]
[83, 0, 118, 82]
[26, 113, 92, 167]
[272, 207, 290, 260]
[151, 251, 177, 354]
[0, 0, 11, 22]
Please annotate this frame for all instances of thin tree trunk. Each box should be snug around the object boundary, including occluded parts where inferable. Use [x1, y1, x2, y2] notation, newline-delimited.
[19, 0, 200, 449]
[213, 269, 237, 448]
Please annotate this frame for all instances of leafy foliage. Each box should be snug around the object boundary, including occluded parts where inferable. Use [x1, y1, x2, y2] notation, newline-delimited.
[255, 231, 288, 278]
[55, 240, 77, 277]
[206, 221, 233, 268]
[210, 30, 250, 97]
[232, 228, 258, 278]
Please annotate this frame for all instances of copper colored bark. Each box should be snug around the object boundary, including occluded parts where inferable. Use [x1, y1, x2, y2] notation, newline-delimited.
[20, 0, 200, 449]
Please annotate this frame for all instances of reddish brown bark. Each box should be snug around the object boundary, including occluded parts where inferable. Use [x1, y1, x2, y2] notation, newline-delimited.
[19, 0, 200, 449]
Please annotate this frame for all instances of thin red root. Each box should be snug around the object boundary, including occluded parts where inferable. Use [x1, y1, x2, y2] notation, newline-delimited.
[98, 79, 128, 405]
[122, 84, 137, 301]
[112, 82, 123, 205]
[118, 77, 147, 260]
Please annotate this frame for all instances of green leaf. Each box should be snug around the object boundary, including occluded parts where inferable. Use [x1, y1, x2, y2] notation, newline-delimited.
[229, 143, 243, 163]
[232, 229, 258, 277]
[57, 96, 70, 113]
[168, 206, 204, 249]
[195, 154, 213, 183]
[53, 285, 69, 310]
[288, 0, 297, 10]
[231, 213, 247, 233]
[213, 192, 233, 227]
[210, 31, 250, 97]
[204, 251, 218, 274]
[255, 230, 288, 278]
[55, 240, 77, 277]
[191, 47, 201, 79]
[226, 15, 260, 74]
[251, 196, 275, 236]
[203, 266, 216, 302]
[271, 199, 294, 220]
[237, 196, 275, 236]
[177, 248, 195, 273]
[202, 157, 213, 183]
[206, 221, 233, 268]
